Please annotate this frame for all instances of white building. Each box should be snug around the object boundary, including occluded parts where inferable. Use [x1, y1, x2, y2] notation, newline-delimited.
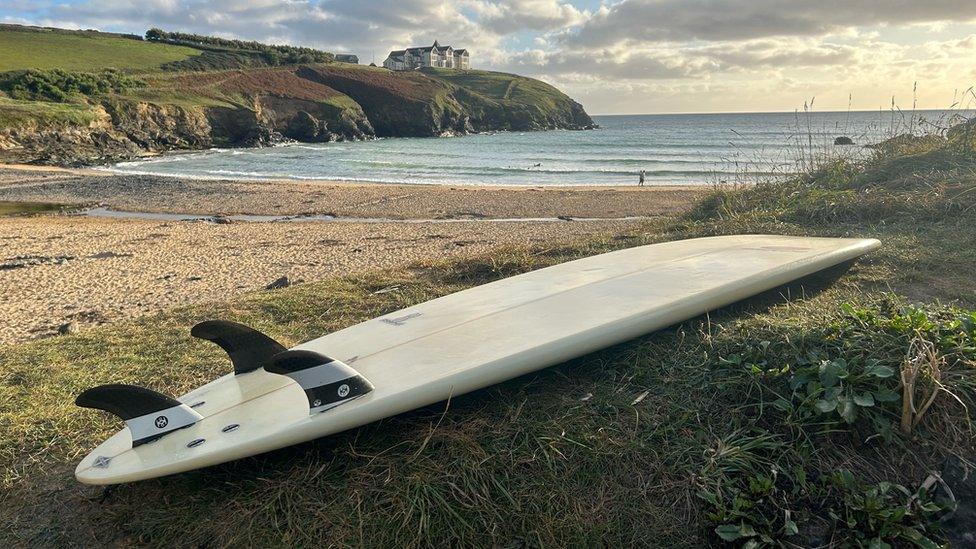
[383, 41, 469, 71]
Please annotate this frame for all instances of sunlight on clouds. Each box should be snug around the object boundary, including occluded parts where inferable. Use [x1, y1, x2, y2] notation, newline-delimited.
[2, 0, 975, 112]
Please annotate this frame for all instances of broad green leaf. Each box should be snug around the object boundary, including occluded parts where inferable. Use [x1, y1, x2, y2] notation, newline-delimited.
[697, 491, 719, 506]
[773, 398, 793, 412]
[715, 524, 749, 541]
[868, 364, 896, 378]
[902, 527, 940, 549]
[790, 373, 809, 390]
[837, 397, 858, 423]
[868, 538, 891, 549]
[854, 392, 875, 407]
[815, 399, 837, 413]
[820, 361, 841, 387]
[874, 389, 901, 402]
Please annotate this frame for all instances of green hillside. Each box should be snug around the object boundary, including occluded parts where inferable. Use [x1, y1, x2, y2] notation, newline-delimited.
[0, 24, 593, 165]
[0, 27, 201, 72]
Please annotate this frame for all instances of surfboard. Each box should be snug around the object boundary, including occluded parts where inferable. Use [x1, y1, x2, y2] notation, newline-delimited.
[74, 234, 881, 484]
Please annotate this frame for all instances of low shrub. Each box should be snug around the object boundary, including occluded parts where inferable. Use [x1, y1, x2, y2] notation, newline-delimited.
[696, 297, 974, 546]
[0, 68, 143, 102]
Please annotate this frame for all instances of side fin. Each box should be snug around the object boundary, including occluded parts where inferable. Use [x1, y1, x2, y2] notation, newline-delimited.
[266, 350, 373, 413]
[76, 384, 203, 447]
[191, 320, 286, 374]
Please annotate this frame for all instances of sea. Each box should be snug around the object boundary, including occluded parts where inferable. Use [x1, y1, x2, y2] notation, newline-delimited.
[106, 110, 969, 186]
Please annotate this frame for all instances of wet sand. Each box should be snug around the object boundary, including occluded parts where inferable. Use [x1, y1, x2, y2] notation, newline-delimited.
[0, 166, 704, 219]
[0, 166, 701, 344]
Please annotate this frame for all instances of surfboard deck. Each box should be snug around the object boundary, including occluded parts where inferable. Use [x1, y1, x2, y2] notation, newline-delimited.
[75, 234, 881, 484]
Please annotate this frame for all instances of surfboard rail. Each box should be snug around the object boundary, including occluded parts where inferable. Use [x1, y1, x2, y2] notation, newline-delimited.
[73, 235, 882, 484]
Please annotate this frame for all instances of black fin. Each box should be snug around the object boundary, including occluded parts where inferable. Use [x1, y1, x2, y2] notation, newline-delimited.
[76, 384, 184, 420]
[191, 320, 286, 374]
[76, 384, 203, 447]
[266, 350, 373, 413]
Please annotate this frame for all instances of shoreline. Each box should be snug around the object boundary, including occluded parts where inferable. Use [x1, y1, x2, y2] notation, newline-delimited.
[0, 164, 706, 219]
[5, 162, 705, 191]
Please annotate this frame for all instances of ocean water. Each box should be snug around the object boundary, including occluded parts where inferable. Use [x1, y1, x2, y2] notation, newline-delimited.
[106, 110, 968, 186]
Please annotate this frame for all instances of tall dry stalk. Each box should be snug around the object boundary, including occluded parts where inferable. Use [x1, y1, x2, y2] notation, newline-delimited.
[900, 334, 949, 434]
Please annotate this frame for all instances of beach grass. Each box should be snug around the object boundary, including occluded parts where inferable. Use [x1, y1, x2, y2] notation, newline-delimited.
[2, 124, 975, 546]
[0, 28, 201, 73]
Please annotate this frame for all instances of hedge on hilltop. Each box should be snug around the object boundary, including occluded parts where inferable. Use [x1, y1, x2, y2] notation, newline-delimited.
[145, 28, 334, 66]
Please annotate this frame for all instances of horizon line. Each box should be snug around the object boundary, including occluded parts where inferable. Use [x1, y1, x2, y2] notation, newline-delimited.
[590, 107, 974, 117]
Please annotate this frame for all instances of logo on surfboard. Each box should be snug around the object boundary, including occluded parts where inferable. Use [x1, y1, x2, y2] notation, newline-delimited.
[381, 312, 422, 326]
[154, 416, 169, 429]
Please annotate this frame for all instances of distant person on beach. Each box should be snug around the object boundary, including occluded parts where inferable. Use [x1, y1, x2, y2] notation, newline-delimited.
[638, 170, 645, 186]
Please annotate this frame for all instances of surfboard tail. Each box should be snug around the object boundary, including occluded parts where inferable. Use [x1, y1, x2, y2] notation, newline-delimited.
[76, 384, 203, 447]
[266, 350, 374, 413]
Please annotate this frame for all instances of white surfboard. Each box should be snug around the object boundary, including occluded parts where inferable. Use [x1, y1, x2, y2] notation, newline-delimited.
[75, 234, 880, 484]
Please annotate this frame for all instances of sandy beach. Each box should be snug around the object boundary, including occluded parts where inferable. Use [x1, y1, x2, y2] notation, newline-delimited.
[0, 166, 703, 219]
[0, 166, 702, 344]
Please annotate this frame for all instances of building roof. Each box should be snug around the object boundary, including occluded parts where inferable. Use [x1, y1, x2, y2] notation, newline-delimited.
[385, 41, 469, 63]
[390, 41, 464, 56]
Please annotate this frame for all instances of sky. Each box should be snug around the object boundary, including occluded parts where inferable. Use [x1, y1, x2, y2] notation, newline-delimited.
[3, 0, 976, 114]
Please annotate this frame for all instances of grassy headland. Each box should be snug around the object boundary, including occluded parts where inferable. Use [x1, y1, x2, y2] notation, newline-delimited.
[0, 24, 594, 166]
[1, 121, 974, 546]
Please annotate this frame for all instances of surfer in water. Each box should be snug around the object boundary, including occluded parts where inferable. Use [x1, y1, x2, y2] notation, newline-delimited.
[638, 169, 646, 186]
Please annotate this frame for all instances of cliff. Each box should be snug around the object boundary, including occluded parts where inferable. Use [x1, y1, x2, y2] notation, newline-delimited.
[0, 25, 594, 166]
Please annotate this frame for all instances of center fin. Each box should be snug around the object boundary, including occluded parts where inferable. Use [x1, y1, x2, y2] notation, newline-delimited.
[76, 384, 203, 447]
[191, 320, 286, 374]
[266, 350, 374, 413]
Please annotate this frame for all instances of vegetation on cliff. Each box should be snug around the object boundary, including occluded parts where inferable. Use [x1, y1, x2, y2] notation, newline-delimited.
[0, 69, 143, 102]
[0, 24, 594, 165]
[145, 28, 335, 66]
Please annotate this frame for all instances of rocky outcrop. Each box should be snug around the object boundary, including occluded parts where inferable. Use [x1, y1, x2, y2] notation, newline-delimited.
[296, 65, 473, 137]
[102, 101, 213, 150]
[0, 106, 142, 165]
[257, 95, 373, 142]
[0, 64, 593, 166]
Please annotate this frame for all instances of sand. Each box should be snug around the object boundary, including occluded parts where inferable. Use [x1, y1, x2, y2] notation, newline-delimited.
[0, 166, 702, 345]
[0, 166, 704, 219]
[0, 215, 650, 344]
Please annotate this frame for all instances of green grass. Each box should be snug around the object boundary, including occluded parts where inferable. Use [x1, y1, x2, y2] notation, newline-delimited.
[423, 67, 571, 108]
[0, 96, 98, 127]
[0, 28, 201, 73]
[421, 68, 516, 99]
[2, 126, 975, 546]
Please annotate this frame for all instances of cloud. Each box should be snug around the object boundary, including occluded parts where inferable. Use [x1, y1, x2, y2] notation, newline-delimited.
[565, 0, 976, 47]
[472, 0, 586, 33]
[495, 38, 863, 83]
[3, 0, 976, 112]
